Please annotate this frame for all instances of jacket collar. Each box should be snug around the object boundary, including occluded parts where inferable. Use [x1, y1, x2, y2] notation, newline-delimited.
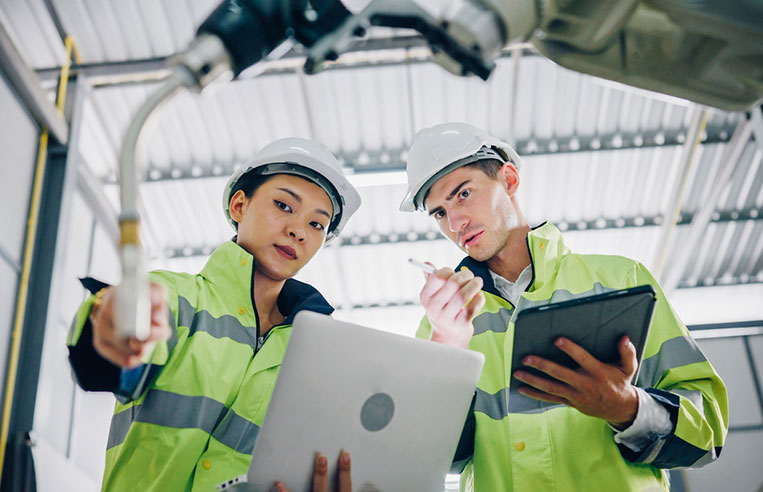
[456, 222, 569, 297]
[200, 240, 334, 323]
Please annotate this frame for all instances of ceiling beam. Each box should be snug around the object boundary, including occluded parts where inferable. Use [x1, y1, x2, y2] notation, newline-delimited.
[35, 37, 537, 87]
[653, 106, 708, 279]
[660, 115, 755, 294]
[0, 19, 68, 144]
[160, 207, 763, 260]
[111, 125, 737, 185]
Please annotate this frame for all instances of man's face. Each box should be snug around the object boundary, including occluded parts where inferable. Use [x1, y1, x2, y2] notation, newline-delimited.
[231, 174, 333, 281]
[424, 165, 518, 261]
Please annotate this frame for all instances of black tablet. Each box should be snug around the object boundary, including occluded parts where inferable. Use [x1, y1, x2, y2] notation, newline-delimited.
[510, 285, 657, 388]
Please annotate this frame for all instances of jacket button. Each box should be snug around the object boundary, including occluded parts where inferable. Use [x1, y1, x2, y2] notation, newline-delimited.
[515, 441, 525, 451]
[238, 307, 246, 315]
[202, 459, 212, 470]
[241, 259, 247, 266]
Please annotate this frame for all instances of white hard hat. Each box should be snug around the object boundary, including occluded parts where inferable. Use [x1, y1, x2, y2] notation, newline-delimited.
[399, 122, 522, 212]
[223, 138, 361, 244]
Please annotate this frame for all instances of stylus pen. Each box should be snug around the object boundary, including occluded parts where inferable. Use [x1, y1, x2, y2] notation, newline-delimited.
[408, 258, 435, 274]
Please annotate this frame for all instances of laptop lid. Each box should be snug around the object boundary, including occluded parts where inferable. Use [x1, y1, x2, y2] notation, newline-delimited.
[245, 311, 485, 492]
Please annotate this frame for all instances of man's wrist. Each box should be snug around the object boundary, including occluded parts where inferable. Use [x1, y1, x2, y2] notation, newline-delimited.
[608, 385, 639, 430]
[431, 330, 471, 349]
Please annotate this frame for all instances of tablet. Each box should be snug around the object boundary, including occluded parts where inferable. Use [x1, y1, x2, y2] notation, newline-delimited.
[510, 285, 656, 389]
[241, 311, 485, 492]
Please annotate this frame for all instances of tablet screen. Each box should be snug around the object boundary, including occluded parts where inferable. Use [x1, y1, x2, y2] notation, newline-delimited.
[510, 285, 656, 389]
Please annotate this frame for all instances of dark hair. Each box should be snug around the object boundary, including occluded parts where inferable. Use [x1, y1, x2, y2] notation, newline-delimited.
[231, 171, 276, 200]
[463, 158, 504, 178]
[228, 172, 277, 230]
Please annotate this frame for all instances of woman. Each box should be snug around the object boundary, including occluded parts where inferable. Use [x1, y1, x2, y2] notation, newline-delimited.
[67, 138, 360, 492]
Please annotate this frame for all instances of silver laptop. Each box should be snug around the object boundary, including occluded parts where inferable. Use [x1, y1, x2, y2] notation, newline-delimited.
[241, 311, 484, 492]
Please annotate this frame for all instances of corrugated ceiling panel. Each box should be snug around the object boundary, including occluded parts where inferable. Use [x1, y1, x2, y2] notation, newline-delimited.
[409, 62, 491, 134]
[78, 98, 118, 178]
[6, 0, 220, 66]
[50, 0, 105, 62]
[715, 220, 750, 282]
[131, 0, 175, 57]
[675, 221, 763, 287]
[89, 87, 131, 159]
[486, 56, 517, 142]
[552, 66, 581, 138]
[214, 83, 259, 163]
[258, 74, 312, 140]
[720, 144, 763, 211]
[322, 69, 366, 154]
[375, 66, 414, 151]
[739, 148, 763, 210]
[109, 2, 154, 59]
[517, 147, 687, 226]
[153, 93, 196, 170]
[302, 70, 345, 153]
[562, 227, 661, 269]
[573, 74, 604, 138]
[170, 89, 218, 167]
[346, 68, 386, 151]
[646, 146, 682, 218]
[597, 86, 624, 135]
[683, 143, 724, 214]
[85, 1, 130, 61]
[0, 0, 65, 68]
[196, 87, 239, 165]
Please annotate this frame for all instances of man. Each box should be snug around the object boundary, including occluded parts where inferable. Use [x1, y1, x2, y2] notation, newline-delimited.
[400, 122, 728, 491]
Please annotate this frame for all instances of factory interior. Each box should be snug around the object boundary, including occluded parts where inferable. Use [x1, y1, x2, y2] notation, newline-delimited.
[0, 0, 762, 491]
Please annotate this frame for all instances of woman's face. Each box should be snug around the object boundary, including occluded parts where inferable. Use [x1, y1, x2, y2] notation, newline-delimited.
[229, 174, 333, 281]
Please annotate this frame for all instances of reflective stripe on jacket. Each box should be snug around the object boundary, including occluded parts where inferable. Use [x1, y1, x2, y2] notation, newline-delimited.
[417, 223, 728, 492]
[68, 241, 333, 492]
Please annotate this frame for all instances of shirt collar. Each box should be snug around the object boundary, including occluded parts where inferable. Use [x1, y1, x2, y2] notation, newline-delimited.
[200, 240, 334, 322]
[455, 222, 568, 298]
[489, 265, 533, 305]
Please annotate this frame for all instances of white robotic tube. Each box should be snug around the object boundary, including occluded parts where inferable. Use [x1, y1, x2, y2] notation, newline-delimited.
[114, 72, 189, 340]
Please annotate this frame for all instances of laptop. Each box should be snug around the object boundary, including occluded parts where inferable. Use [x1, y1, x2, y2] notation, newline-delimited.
[234, 311, 484, 492]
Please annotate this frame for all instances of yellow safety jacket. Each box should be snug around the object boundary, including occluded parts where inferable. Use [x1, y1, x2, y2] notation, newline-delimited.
[417, 223, 728, 492]
[67, 241, 334, 492]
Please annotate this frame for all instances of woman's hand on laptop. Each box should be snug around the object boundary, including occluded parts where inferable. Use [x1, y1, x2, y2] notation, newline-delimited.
[420, 266, 485, 349]
[272, 451, 352, 492]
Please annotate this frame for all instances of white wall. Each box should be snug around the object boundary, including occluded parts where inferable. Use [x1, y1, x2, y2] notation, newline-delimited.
[683, 336, 763, 492]
[32, 185, 119, 486]
[0, 69, 39, 403]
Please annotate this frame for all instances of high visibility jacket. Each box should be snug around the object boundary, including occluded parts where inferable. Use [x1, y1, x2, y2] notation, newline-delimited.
[67, 241, 334, 492]
[417, 223, 728, 492]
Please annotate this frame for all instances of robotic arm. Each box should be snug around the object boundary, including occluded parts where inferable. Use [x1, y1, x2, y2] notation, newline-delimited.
[306, 0, 763, 112]
[116, 0, 763, 339]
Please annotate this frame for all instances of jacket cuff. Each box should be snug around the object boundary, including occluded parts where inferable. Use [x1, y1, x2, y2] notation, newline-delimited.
[616, 387, 679, 463]
[67, 317, 120, 392]
[67, 277, 120, 392]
